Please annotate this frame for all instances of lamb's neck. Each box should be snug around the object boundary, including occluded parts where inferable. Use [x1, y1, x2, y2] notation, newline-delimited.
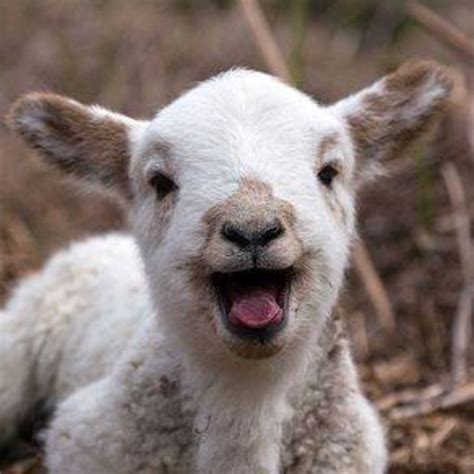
[180, 328, 330, 474]
[181, 312, 339, 410]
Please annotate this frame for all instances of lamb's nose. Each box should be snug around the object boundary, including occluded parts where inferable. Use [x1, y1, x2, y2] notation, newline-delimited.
[221, 219, 284, 249]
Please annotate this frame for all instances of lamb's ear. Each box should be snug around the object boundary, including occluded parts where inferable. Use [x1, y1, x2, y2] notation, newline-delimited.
[331, 60, 454, 180]
[6, 93, 146, 198]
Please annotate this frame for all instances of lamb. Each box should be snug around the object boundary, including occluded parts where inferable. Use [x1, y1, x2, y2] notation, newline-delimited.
[0, 60, 452, 473]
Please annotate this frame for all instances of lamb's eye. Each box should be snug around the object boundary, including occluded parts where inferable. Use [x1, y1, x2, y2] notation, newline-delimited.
[317, 165, 338, 187]
[150, 172, 177, 200]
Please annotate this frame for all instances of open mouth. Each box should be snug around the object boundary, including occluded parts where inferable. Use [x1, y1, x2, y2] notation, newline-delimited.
[212, 268, 292, 341]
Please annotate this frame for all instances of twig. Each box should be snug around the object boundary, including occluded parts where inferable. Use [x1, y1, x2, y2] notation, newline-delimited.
[467, 73, 474, 164]
[350, 311, 370, 359]
[238, 0, 396, 333]
[353, 242, 396, 332]
[238, 0, 292, 82]
[383, 381, 474, 420]
[431, 417, 458, 447]
[376, 382, 445, 412]
[441, 162, 473, 384]
[407, 2, 474, 62]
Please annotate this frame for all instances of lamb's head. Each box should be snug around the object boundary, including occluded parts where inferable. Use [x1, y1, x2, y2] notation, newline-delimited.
[7, 61, 452, 360]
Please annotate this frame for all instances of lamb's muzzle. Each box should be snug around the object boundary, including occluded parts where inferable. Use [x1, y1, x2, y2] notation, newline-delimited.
[215, 218, 290, 340]
[197, 177, 305, 358]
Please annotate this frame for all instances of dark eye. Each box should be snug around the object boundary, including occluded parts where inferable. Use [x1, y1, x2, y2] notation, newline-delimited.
[150, 172, 177, 200]
[317, 165, 338, 187]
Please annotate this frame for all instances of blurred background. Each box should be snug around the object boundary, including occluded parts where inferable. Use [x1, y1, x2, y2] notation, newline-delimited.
[0, 1, 473, 472]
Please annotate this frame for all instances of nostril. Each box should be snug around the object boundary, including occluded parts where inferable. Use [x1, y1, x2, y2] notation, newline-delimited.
[221, 219, 285, 249]
[221, 223, 251, 248]
[257, 219, 284, 246]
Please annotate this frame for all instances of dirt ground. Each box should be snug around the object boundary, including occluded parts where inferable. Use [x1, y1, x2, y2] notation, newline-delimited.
[1, 1, 473, 472]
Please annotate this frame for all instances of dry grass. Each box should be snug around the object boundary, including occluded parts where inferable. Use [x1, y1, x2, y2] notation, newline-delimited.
[1, 1, 473, 472]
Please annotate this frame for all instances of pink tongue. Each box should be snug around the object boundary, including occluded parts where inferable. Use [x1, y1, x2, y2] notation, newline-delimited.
[229, 289, 283, 329]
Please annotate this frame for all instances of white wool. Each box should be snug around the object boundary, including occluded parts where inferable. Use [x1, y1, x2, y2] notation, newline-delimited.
[1, 64, 451, 472]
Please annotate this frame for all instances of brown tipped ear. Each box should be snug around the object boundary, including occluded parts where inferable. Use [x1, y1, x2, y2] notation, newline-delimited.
[6, 93, 146, 198]
[332, 60, 454, 174]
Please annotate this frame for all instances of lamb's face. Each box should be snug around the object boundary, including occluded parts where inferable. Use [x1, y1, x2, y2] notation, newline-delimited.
[130, 72, 356, 358]
[8, 62, 453, 360]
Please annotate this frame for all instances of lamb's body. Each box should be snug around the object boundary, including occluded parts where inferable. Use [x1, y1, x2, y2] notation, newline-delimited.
[1, 235, 384, 473]
[0, 235, 147, 415]
[1, 62, 453, 472]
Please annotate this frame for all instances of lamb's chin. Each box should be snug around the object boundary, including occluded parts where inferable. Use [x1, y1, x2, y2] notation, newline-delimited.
[217, 325, 288, 360]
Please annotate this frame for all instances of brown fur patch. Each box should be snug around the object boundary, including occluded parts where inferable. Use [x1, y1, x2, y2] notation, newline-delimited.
[158, 375, 179, 398]
[315, 135, 348, 224]
[347, 60, 454, 164]
[183, 176, 302, 320]
[323, 192, 348, 225]
[7, 93, 132, 197]
[384, 60, 453, 94]
[147, 189, 179, 246]
[317, 133, 340, 160]
[202, 177, 297, 256]
[204, 178, 300, 271]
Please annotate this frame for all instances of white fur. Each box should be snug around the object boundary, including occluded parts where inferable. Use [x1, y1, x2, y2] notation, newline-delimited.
[1, 65, 450, 472]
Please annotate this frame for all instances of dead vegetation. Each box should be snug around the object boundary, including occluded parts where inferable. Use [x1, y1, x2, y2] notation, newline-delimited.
[0, 1, 473, 472]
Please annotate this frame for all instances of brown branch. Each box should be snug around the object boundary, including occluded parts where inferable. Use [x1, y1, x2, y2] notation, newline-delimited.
[238, 0, 396, 333]
[351, 311, 370, 359]
[431, 417, 458, 447]
[238, 0, 292, 82]
[442, 162, 473, 282]
[441, 162, 473, 385]
[381, 381, 474, 420]
[467, 74, 474, 163]
[353, 241, 396, 332]
[376, 383, 445, 412]
[407, 2, 474, 62]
